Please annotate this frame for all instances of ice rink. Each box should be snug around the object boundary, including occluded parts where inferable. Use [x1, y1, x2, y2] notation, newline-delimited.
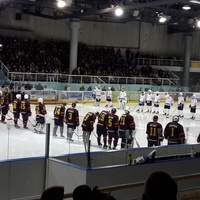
[0, 102, 199, 161]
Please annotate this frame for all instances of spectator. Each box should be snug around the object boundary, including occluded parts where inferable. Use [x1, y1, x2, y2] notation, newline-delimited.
[142, 171, 177, 200]
[73, 185, 93, 200]
[41, 186, 64, 200]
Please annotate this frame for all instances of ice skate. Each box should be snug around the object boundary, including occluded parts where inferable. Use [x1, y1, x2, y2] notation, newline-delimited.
[15, 124, 20, 128]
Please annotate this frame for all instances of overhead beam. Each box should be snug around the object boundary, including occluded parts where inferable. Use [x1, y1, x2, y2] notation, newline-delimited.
[72, 0, 191, 17]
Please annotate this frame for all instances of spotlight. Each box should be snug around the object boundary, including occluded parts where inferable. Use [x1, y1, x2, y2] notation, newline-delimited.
[57, 0, 66, 8]
[159, 16, 167, 23]
[182, 5, 191, 10]
[115, 7, 123, 16]
[196, 20, 200, 27]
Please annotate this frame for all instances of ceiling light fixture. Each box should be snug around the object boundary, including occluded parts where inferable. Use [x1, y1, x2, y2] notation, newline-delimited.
[159, 16, 167, 23]
[182, 5, 191, 10]
[115, 7, 123, 16]
[190, 0, 200, 4]
[196, 20, 200, 27]
[57, 0, 67, 8]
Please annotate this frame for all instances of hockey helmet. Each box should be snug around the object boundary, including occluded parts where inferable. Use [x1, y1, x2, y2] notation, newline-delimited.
[153, 115, 158, 121]
[111, 108, 117, 114]
[179, 92, 183, 96]
[95, 112, 99, 117]
[98, 85, 101, 89]
[24, 94, 29, 99]
[124, 106, 130, 113]
[148, 90, 152, 93]
[72, 102, 76, 108]
[108, 87, 111, 90]
[62, 102, 67, 106]
[192, 94, 196, 98]
[16, 94, 21, 99]
[142, 91, 145, 95]
[38, 97, 43, 103]
[172, 115, 179, 122]
[0, 91, 2, 95]
[155, 91, 159, 95]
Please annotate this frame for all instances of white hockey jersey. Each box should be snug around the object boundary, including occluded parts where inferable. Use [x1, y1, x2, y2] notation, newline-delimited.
[165, 96, 174, 106]
[191, 98, 197, 107]
[139, 94, 146, 103]
[146, 93, 153, 102]
[154, 95, 160, 104]
[119, 91, 127, 100]
[178, 96, 184, 105]
[106, 90, 112, 100]
[95, 88, 102, 100]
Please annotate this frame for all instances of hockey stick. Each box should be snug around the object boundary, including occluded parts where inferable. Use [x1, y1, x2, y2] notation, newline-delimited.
[6, 114, 13, 121]
[130, 104, 138, 112]
[134, 137, 140, 148]
[169, 107, 178, 118]
[9, 110, 24, 123]
[83, 96, 93, 105]
[28, 119, 36, 127]
[92, 131, 97, 139]
[142, 110, 149, 115]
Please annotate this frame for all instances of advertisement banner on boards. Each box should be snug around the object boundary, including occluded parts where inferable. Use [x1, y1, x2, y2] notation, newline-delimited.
[26, 90, 57, 101]
[61, 91, 83, 101]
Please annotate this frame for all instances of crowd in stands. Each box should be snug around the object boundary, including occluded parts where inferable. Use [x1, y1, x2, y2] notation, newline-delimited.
[0, 36, 176, 81]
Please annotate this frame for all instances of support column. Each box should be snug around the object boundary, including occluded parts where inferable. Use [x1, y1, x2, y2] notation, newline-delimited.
[69, 19, 80, 74]
[183, 34, 192, 87]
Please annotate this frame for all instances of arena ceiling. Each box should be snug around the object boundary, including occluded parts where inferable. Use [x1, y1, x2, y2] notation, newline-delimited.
[3, 0, 200, 33]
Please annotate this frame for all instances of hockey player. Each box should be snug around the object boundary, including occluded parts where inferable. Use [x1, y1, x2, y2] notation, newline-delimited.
[177, 92, 184, 118]
[82, 111, 99, 152]
[118, 87, 127, 110]
[146, 90, 153, 113]
[53, 102, 66, 137]
[152, 91, 160, 114]
[65, 102, 79, 141]
[164, 115, 185, 145]
[118, 107, 136, 149]
[107, 108, 119, 150]
[34, 98, 47, 133]
[96, 109, 110, 148]
[92, 86, 97, 106]
[136, 91, 145, 113]
[197, 133, 200, 143]
[20, 94, 32, 129]
[146, 115, 163, 147]
[13, 94, 21, 128]
[0, 90, 9, 123]
[105, 87, 113, 107]
[132, 150, 156, 165]
[95, 85, 102, 106]
[189, 94, 197, 120]
[163, 93, 174, 118]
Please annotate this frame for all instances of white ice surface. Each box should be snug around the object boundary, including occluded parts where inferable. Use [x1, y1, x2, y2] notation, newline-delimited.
[0, 102, 199, 160]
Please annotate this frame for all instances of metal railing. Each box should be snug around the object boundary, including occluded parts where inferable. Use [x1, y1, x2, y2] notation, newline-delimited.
[0, 59, 180, 86]
[137, 58, 183, 67]
[5, 72, 178, 86]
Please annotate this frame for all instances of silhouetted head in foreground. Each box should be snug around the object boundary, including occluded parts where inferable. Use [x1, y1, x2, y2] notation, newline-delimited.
[41, 186, 64, 200]
[73, 185, 93, 200]
[142, 171, 177, 200]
